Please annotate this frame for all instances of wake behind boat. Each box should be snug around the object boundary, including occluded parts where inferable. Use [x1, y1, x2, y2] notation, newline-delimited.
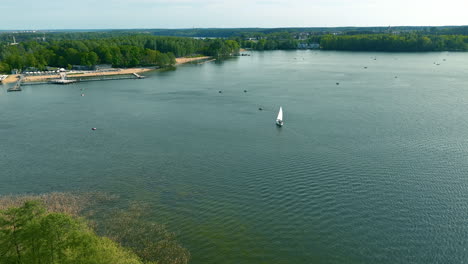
[276, 107, 284, 127]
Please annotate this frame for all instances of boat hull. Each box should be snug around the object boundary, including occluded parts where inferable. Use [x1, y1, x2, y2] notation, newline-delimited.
[276, 120, 284, 127]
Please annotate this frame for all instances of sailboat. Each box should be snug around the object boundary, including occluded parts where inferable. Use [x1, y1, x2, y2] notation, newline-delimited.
[276, 107, 284, 127]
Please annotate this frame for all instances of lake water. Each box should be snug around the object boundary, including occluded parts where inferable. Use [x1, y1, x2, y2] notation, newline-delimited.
[2, 50, 468, 263]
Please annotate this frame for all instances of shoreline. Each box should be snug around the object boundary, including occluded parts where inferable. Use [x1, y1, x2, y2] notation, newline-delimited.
[1, 56, 212, 84]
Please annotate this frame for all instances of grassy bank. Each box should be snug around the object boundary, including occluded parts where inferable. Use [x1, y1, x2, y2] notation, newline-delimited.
[0, 192, 190, 264]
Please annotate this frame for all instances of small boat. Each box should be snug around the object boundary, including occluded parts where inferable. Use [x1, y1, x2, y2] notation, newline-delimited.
[276, 107, 284, 127]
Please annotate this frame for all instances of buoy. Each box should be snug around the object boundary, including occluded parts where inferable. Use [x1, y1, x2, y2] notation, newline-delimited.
[81, 94, 85, 96]
[91, 128, 97, 131]
[244, 90, 247, 93]
[364, 67, 368, 69]
[218, 91, 222, 93]
[258, 107, 263, 111]
[336, 82, 339, 85]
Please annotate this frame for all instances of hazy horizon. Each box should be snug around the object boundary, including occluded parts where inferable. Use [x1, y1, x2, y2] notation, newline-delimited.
[1, 25, 467, 32]
[1, 0, 466, 30]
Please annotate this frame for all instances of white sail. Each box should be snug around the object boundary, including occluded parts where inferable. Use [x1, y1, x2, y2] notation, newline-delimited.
[277, 107, 283, 121]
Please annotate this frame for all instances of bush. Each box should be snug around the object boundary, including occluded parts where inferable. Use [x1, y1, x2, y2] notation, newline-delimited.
[0, 201, 144, 264]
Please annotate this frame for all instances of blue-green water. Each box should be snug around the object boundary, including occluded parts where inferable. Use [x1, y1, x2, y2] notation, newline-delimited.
[2, 50, 468, 263]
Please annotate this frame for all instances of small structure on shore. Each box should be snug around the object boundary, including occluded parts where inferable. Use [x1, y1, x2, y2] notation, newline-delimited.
[0, 75, 8, 83]
[51, 72, 77, 85]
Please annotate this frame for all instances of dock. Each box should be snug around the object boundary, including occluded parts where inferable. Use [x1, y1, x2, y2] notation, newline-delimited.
[197, 59, 216, 64]
[132, 73, 145, 79]
[73, 73, 144, 83]
[50, 79, 78, 84]
[6, 72, 145, 92]
[7, 75, 23, 92]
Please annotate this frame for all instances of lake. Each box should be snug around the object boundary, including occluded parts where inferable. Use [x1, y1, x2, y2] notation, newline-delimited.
[2, 50, 468, 263]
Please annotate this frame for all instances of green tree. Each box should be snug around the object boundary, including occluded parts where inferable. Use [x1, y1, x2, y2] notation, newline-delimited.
[0, 201, 145, 264]
[0, 62, 10, 73]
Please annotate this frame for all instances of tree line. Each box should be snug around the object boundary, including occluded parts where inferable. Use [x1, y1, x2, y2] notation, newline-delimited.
[0, 35, 240, 73]
[238, 32, 468, 52]
[319, 34, 468, 51]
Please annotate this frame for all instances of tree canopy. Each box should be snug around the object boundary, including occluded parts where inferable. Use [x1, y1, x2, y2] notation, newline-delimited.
[0, 35, 240, 73]
[319, 33, 468, 51]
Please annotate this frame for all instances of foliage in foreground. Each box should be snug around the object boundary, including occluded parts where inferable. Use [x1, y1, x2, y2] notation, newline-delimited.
[0, 193, 190, 264]
[99, 203, 190, 264]
[0, 201, 147, 264]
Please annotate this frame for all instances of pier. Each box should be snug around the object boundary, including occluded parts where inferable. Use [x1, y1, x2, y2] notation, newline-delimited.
[132, 73, 145, 79]
[74, 73, 144, 83]
[50, 72, 78, 85]
[7, 75, 24, 92]
[5, 72, 145, 92]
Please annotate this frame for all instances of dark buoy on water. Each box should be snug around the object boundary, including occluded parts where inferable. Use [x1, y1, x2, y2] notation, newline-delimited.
[218, 90, 222, 93]
[336, 82, 340, 85]
[364, 66, 368, 69]
[258, 107, 263, 111]
[91, 128, 97, 131]
[244, 90, 247, 93]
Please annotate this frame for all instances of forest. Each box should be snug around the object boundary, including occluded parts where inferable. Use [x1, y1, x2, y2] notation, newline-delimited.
[319, 34, 468, 51]
[239, 32, 468, 52]
[0, 35, 240, 73]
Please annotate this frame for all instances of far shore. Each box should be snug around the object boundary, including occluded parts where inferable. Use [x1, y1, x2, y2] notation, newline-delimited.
[1, 56, 212, 84]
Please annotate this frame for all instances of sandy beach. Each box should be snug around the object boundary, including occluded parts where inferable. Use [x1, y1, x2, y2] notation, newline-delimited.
[1, 56, 212, 84]
[175, 56, 211, 65]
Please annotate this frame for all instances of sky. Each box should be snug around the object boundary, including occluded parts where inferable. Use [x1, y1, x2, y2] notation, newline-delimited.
[1, 0, 467, 30]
